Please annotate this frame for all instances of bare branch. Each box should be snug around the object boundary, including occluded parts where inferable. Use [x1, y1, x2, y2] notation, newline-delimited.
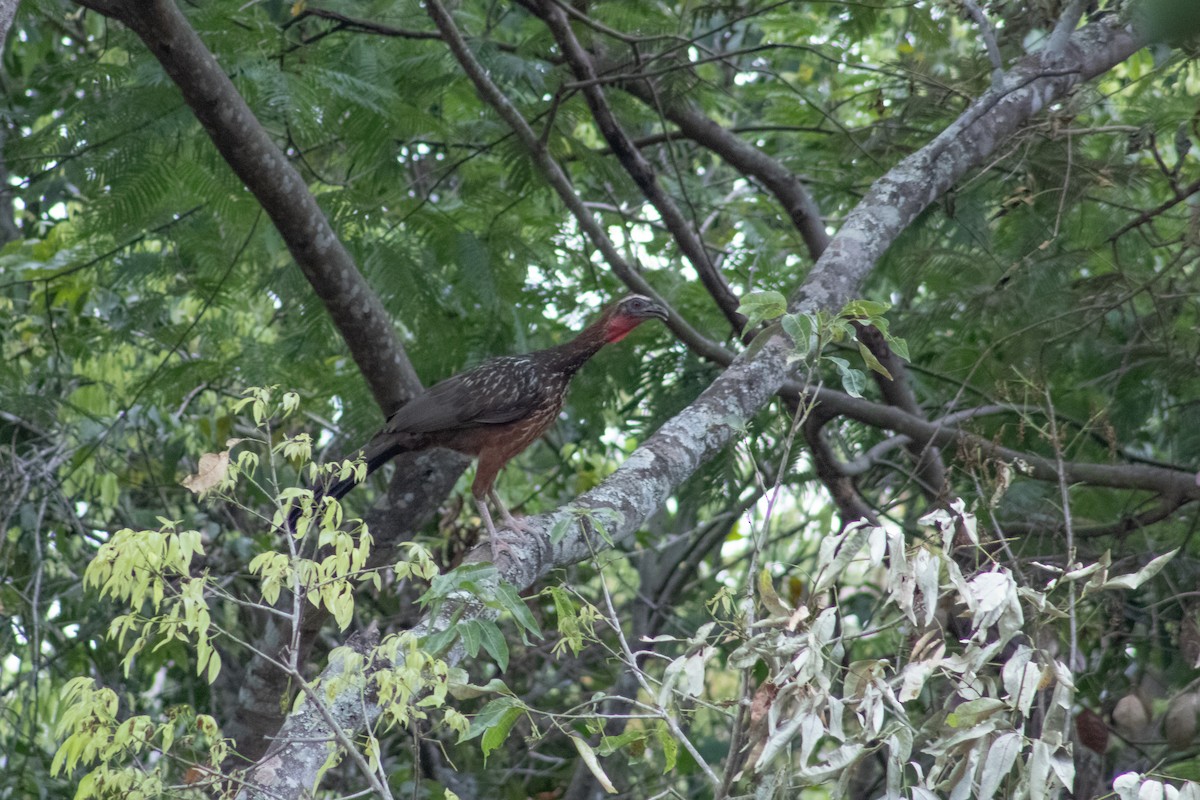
[813, 388, 1200, 502]
[617, 80, 832, 264]
[854, 323, 947, 501]
[423, 0, 733, 365]
[1048, 0, 1089, 56]
[1107, 175, 1200, 242]
[287, 6, 442, 41]
[534, 0, 746, 333]
[791, 17, 1142, 312]
[803, 407, 881, 527]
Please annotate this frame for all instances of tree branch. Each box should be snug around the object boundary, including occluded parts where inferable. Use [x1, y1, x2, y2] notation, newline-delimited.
[790, 16, 1142, 312]
[961, 0, 1005, 84]
[854, 323, 947, 502]
[70, 0, 478, 764]
[803, 407, 881, 527]
[1047, 0, 1089, 56]
[1106, 174, 1200, 242]
[535, 0, 746, 333]
[423, 0, 732, 365]
[617, 79, 832, 264]
[77, 0, 421, 415]
[235, 13, 1148, 799]
[813, 389, 1200, 503]
[287, 6, 443, 41]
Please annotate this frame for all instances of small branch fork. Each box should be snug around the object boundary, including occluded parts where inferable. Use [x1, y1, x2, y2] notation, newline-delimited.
[960, 0, 1005, 84]
[533, 0, 746, 334]
[422, 0, 730, 363]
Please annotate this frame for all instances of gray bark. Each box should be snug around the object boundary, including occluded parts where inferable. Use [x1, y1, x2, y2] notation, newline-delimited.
[235, 14, 1146, 799]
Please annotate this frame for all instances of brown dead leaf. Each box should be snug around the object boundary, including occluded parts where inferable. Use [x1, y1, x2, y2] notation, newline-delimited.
[749, 680, 778, 725]
[182, 450, 230, 497]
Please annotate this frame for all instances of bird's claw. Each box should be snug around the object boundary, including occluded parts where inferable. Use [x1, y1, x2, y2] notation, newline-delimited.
[489, 532, 518, 565]
[498, 512, 531, 532]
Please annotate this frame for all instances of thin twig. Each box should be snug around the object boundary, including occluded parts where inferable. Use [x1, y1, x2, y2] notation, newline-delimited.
[1045, 388, 1079, 674]
[423, 0, 733, 363]
[590, 538, 723, 789]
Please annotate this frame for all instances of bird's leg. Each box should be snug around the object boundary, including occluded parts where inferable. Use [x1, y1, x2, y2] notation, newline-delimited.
[475, 493, 517, 564]
[489, 488, 530, 532]
[472, 454, 527, 561]
[474, 496, 500, 540]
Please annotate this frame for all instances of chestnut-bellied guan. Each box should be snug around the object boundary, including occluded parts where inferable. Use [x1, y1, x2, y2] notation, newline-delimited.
[304, 295, 668, 556]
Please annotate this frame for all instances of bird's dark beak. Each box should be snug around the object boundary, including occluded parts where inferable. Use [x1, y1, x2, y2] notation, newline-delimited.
[645, 302, 669, 322]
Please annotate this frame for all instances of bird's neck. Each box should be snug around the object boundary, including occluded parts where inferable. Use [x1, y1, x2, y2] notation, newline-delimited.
[538, 312, 627, 374]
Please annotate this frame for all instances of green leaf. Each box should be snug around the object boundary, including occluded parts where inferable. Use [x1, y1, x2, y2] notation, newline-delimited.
[549, 586, 584, 655]
[842, 299, 891, 318]
[757, 568, 792, 617]
[423, 626, 460, 657]
[420, 563, 498, 606]
[738, 290, 787, 331]
[655, 721, 678, 772]
[466, 696, 523, 740]
[475, 619, 510, 672]
[825, 356, 867, 398]
[781, 312, 817, 357]
[946, 697, 1007, 728]
[550, 513, 574, 545]
[598, 729, 646, 756]
[857, 341, 893, 380]
[480, 705, 523, 762]
[494, 581, 542, 640]
[460, 619, 482, 658]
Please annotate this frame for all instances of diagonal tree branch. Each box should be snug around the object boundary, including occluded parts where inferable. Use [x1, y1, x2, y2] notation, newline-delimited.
[68, 0, 475, 763]
[534, 0, 746, 333]
[790, 18, 1142, 311]
[75, 0, 421, 416]
[853, 323, 948, 501]
[615, 79, 832, 263]
[423, 0, 732, 365]
[235, 14, 1148, 799]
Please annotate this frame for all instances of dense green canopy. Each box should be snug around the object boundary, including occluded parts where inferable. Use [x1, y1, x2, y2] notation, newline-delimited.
[2, 1, 1199, 798]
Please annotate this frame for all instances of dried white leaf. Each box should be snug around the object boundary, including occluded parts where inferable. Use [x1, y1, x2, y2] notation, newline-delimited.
[977, 731, 1021, 798]
[1114, 773, 1144, 800]
[1098, 549, 1179, 591]
[913, 548, 940, 628]
[1177, 781, 1200, 800]
[569, 736, 616, 794]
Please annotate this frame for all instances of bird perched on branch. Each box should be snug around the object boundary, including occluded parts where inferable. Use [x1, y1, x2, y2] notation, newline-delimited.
[299, 295, 668, 559]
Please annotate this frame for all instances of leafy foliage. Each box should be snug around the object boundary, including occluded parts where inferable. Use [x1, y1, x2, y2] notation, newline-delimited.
[2, 0, 1200, 798]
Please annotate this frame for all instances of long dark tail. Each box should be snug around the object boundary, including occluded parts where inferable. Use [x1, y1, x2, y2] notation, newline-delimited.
[285, 432, 413, 531]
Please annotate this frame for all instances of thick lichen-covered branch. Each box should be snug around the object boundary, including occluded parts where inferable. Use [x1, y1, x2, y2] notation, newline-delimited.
[227, 10, 1148, 799]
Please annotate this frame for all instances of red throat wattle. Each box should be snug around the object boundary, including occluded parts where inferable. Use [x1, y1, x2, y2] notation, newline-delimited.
[604, 314, 640, 343]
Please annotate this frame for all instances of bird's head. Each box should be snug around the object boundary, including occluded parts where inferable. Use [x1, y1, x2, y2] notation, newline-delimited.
[602, 294, 669, 343]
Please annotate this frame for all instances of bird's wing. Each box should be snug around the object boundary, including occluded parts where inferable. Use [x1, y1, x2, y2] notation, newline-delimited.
[384, 356, 542, 434]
